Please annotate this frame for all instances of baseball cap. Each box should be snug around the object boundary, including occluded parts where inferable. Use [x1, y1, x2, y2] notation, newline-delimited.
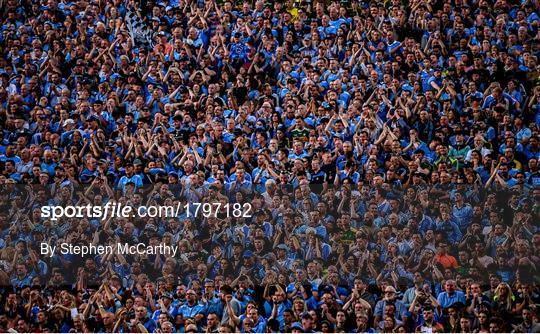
[63, 119, 75, 127]
[161, 292, 174, 300]
[290, 322, 303, 331]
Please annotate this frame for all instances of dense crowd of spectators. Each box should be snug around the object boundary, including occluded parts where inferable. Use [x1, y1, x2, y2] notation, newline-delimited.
[1, 0, 540, 332]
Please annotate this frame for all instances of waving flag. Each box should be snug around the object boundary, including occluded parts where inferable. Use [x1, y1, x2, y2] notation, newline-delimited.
[125, 7, 155, 51]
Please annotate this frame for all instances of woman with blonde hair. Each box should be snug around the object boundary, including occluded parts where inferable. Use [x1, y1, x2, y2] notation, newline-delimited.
[492, 282, 516, 319]
[291, 297, 307, 319]
[59, 291, 77, 309]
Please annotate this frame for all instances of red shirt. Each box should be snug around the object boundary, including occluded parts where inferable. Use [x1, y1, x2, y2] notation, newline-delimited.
[434, 253, 458, 269]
